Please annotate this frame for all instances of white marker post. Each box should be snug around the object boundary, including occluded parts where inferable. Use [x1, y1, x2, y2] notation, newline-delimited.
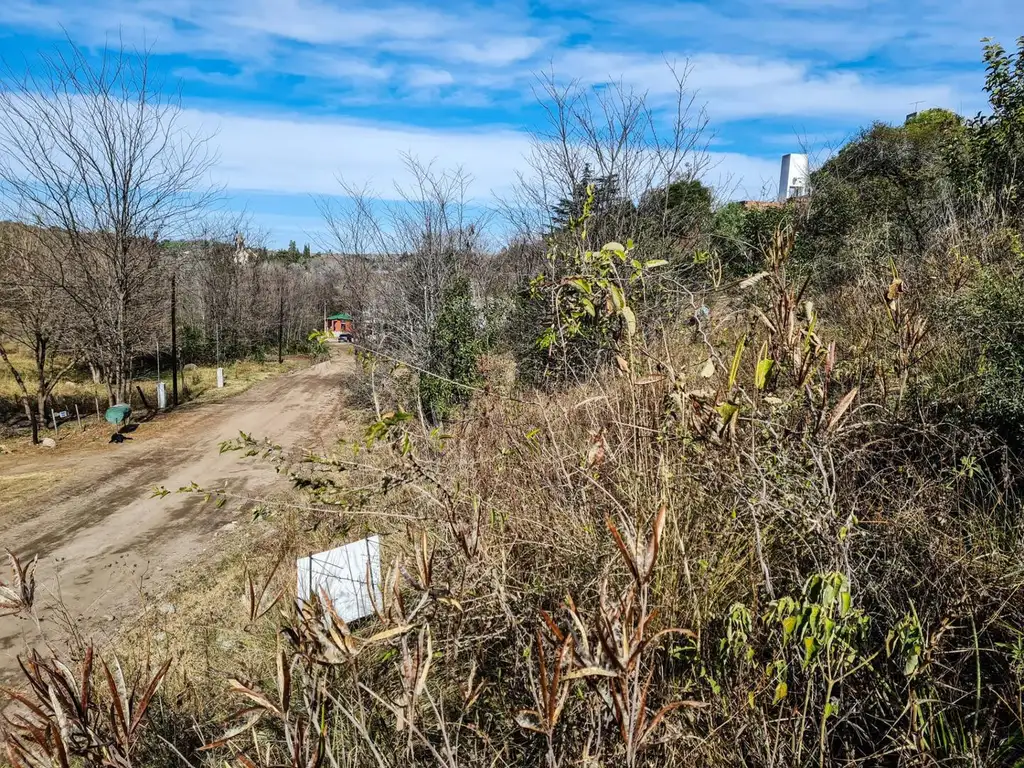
[216, 368, 225, 388]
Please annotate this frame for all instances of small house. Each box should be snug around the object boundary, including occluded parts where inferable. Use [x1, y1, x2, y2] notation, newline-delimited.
[326, 312, 354, 341]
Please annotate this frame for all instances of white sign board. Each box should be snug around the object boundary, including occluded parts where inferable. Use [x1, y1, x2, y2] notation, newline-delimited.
[56, 411, 69, 419]
[296, 536, 382, 624]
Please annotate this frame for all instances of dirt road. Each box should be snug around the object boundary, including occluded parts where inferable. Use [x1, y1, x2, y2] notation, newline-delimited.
[0, 350, 354, 674]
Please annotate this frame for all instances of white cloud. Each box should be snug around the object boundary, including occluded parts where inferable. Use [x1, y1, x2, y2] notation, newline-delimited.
[554, 49, 972, 123]
[225, 0, 455, 45]
[444, 37, 548, 67]
[184, 108, 533, 199]
[0, 0, 996, 120]
[184, 105, 780, 207]
[406, 67, 455, 89]
[277, 52, 394, 82]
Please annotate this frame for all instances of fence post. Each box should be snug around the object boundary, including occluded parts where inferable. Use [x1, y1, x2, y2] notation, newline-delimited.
[51, 408, 58, 438]
[75, 404, 82, 432]
[95, 396, 101, 421]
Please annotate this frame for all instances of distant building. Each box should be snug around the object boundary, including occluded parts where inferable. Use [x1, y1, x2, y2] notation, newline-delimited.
[326, 313, 354, 342]
[778, 153, 810, 202]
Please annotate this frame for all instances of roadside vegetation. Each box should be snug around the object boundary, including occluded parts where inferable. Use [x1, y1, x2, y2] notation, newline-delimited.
[2, 34, 1024, 768]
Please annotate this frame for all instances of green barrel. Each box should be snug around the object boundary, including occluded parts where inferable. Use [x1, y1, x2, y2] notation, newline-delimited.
[104, 404, 132, 425]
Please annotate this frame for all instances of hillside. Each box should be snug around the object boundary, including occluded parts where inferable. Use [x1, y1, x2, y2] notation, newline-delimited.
[2, 31, 1024, 768]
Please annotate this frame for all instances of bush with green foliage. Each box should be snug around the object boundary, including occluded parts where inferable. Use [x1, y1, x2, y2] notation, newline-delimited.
[945, 230, 1024, 429]
[512, 186, 670, 385]
[419, 276, 482, 422]
[798, 109, 962, 287]
[955, 37, 1024, 212]
[713, 201, 801, 276]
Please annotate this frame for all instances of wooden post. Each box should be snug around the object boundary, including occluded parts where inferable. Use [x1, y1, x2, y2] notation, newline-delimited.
[51, 408, 58, 438]
[95, 396, 101, 421]
[171, 271, 179, 407]
[75, 404, 82, 432]
[136, 385, 152, 412]
[278, 283, 284, 365]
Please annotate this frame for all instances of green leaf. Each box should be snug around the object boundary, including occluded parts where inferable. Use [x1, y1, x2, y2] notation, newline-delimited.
[808, 605, 820, 632]
[755, 358, 774, 390]
[608, 283, 625, 312]
[782, 616, 798, 639]
[621, 306, 637, 337]
[840, 591, 852, 616]
[773, 681, 788, 703]
[822, 584, 835, 608]
[644, 259, 669, 269]
[803, 636, 817, 665]
[581, 298, 596, 317]
[728, 336, 746, 390]
[904, 653, 920, 676]
[604, 241, 626, 254]
[716, 402, 740, 423]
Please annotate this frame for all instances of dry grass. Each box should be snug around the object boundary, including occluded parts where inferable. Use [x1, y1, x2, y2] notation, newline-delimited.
[3, 238, 1024, 767]
[0, 471, 62, 522]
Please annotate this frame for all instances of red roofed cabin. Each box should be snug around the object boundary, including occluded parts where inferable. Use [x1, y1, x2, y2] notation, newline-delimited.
[326, 313, 354, 342]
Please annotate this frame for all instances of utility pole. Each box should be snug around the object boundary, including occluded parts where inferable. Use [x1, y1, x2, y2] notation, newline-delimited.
[170, 271, 179, 406]
[278, 281, 285, 364]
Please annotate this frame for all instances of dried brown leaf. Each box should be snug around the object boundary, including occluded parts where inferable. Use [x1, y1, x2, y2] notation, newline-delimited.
[826, 388, 859, 434]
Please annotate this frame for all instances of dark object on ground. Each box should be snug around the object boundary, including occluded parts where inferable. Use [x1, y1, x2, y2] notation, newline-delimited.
[109, 433, 133, 444]
[136, 385, 151, 411]
[104, 404, 132, 426]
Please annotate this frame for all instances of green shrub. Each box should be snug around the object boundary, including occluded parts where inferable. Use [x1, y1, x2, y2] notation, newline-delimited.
[419, 276, 482, 422]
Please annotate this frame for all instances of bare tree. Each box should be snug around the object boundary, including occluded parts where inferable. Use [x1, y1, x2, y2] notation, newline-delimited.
[0, 40, 217, 406]
[501, 63, 713, 249]
[319, 155, 488, 366]
[0, 224, 80, 442]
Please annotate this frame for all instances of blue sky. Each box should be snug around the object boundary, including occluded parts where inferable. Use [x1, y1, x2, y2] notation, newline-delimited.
[0, 0, 1019, 248]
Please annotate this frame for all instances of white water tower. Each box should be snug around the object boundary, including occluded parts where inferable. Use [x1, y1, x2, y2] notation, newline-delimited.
[778, 154, 810, 201]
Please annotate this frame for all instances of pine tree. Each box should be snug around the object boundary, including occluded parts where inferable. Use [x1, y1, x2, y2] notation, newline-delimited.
[550, 165, 622, 233]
